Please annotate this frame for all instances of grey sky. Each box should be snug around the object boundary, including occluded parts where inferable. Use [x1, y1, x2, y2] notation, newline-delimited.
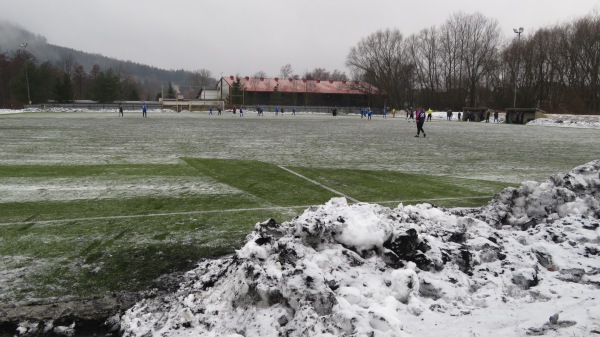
[2, 0, 598, 78]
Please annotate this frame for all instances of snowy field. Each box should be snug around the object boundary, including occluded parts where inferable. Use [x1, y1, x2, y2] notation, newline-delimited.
[0, 109, 598, 188]
[1, 109, 599, 336]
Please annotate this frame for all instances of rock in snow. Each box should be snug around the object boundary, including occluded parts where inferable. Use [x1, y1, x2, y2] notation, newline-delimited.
[120, 160, 600, 337]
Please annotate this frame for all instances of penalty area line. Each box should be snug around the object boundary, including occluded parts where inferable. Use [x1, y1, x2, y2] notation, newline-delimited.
[375, 195, 495, 204]
[277, 165, 361, 203]
[0, 205, 313, 227]
[0, 196, 494, 227]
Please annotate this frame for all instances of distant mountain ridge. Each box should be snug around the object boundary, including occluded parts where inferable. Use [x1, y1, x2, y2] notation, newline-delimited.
[0, 20, 203, 94]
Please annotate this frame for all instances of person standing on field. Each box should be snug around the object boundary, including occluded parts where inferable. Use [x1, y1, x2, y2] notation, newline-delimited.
[119, 103, 123, 117]
[415, 107, 426, 137]
[142, 102, 147, 117]
[427, 108, 433, 122]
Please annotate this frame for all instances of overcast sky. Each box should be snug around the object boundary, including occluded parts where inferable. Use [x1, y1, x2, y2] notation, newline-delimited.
[2, 0, 599, 78]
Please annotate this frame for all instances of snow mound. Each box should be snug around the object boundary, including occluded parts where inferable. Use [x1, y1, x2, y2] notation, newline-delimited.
[120, 160, 600, 337]
[528, 115, 600, 128]
[476, 159, 600, 229]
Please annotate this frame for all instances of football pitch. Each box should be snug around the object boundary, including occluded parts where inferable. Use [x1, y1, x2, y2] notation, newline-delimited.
[0, 110, 598, 303]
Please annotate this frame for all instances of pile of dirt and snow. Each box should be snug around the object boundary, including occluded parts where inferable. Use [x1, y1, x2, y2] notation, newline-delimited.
[116, 160, 600, 337]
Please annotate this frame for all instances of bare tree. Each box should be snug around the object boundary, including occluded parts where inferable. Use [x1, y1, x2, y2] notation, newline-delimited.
[304, 68, 330, 80]
[438, 13, 468, 108]
[58, 54, 75, 76]
[189, 69, 213, 87]
[280, 64, 293, 79]
[329, 70, 348, 81]
[346, 28, 410, 108]
[459, 13, 502, 106]
[254, 70, 267, 78]
[570, 15, 600, 110]
[511, 27, 558, 108]
[407, 27, 441, 106]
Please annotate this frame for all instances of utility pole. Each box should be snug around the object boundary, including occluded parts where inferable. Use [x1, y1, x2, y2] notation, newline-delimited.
[20, 42, 31, 105]
[513, 27, 524, 108]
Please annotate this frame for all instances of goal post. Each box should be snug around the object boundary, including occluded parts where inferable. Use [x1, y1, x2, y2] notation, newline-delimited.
[191, 100, 225, 112]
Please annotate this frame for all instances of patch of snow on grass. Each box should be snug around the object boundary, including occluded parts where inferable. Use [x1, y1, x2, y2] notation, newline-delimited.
[0, 176, 242, 203]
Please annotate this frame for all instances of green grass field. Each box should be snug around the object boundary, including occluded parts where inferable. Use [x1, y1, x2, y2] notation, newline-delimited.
[0, 111, 597, 303]
[0, 158, 512, 301]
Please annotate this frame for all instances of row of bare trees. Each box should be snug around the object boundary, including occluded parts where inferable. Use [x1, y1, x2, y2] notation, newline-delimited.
[347, 12, 600, 113]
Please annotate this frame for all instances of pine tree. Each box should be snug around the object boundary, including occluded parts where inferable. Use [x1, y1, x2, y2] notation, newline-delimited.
[92, 69, 120, 103]
[54, 73, 74, 103]
[167, 82, 176, 99]
[227, 78, 244, 105]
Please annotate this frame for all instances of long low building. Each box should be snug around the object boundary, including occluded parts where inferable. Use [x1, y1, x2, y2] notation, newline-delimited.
[217, 76, 380, 108]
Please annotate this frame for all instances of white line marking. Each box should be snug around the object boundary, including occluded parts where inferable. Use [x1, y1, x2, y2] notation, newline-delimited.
[0, 206, 313, 227]
[277, 165, 361, 203]
[0, 196, 493, 227]
[375, 195, 495, 204]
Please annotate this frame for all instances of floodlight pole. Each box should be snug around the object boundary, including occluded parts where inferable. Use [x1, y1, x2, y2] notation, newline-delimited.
[21, 42, 32, 105]
[513, 27, 524, 108]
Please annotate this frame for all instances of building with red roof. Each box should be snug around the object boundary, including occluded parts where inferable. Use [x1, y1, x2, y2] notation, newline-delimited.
[217, 76, 380, 108]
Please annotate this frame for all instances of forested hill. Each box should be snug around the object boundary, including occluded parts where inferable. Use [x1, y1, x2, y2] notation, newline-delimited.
[0, 21, 197, 91]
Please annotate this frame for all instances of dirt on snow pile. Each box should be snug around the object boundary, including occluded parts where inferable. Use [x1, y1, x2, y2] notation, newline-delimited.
[118, 161, 600, 337]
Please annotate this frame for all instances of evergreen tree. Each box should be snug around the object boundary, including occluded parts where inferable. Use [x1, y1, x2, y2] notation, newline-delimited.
[167, 82, 176, 99]
[92, 68, 120, 103]
[122, 80, 140, 101]
[226, 78, 244, 105]
[12, 60, 61, 105]
[54, 73, 74, 103]
[72, 64, 88, 100]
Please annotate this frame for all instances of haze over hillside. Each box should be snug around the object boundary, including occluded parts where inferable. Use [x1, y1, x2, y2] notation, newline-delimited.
[0, 21, 216, 97]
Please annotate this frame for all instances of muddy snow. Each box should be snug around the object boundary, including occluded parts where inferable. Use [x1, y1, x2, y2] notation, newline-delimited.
[114, 160, 600, 337]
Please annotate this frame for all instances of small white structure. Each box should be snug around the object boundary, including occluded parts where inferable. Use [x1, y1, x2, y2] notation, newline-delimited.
[160, 85, 224, 112]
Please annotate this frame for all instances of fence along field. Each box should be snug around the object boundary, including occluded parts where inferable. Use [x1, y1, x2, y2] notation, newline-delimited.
[0, 110, 598, 303]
